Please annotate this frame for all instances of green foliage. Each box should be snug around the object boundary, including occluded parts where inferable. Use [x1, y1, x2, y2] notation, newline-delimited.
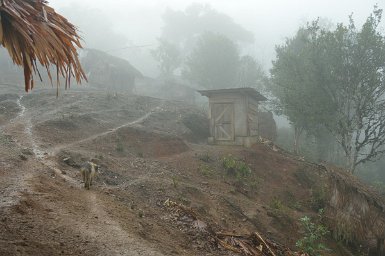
[161, 4, 254, 45]
[284, 192, 304, 211]
[183, 32, 239, 89]
[270, 195, 301, 215]
[222, 155, 251, 181]
[271, 7, 385, 173]
[276, 127, 346, 165]
[296, 212, 329, 256]
[268, 197, 294, 228]
[270, 197, 285, 211]
[199, 164, 214, 177]
[151, 38, 181, 77]
[248, 178, 261, 191]
[238, 55, 268, 91]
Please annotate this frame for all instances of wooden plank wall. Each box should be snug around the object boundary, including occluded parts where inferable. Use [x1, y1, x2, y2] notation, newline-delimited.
[247, 98, 259, 136]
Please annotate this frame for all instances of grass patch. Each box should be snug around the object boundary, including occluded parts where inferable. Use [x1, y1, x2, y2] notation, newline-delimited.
[222, 155, 251, 181]
[199, 164, 215, 177]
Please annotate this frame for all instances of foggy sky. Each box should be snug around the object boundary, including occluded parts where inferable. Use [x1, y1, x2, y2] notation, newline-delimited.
[49, 0, 383, 72]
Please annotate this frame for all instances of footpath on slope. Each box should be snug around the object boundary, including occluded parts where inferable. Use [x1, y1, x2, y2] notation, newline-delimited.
[0, 94, 167, 256]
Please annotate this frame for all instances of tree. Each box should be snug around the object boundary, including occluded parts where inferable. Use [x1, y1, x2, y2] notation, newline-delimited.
[320, 8, 385, 173]
[271, 24, 329, 154]
[161, 3, 254, 47]
[151, 38, 181, 78]
[271, 7, 385, 173]
[183, 32, 239, 89]
[238, 55, 268, 91]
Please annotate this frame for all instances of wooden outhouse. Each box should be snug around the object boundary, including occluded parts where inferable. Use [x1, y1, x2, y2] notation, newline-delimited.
[198, 88, 267, 147]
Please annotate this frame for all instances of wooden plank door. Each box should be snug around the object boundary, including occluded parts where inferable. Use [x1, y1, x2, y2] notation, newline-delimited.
[212, 103, 234, 141]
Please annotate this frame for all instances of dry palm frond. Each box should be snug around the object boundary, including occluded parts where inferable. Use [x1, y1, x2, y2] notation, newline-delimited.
[0, 0, 86, 94]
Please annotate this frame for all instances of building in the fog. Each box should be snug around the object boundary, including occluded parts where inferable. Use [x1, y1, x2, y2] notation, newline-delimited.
[80, 49, 143, 93]
[198, 87, 269, 147]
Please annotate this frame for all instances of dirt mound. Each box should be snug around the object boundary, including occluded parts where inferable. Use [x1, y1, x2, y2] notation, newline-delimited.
[79, 126, 190, 158]
[140, 104, 209, 143]
[34, 115, 107, 145]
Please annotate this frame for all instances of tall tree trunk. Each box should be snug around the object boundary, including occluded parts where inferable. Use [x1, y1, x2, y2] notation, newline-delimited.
[344, 133, 357, 173]
[347, 148, 358, 174]
[347, 155, 356, 174]
[293, 126, 302, 155]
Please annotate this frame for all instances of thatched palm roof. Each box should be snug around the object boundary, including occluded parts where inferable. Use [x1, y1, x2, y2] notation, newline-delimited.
[0, 0, 86, 93]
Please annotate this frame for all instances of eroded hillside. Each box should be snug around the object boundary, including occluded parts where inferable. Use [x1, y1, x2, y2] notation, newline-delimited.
[0, 85, 381, 255]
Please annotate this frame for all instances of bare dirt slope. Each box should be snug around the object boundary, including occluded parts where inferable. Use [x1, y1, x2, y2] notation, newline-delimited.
[0, 86, 354, 255]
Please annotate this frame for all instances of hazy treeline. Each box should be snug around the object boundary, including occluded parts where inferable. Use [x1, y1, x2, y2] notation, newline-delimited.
[151, 4, 267, 92]
[269, 7, 385, 190]
[151, 4, 385, 183]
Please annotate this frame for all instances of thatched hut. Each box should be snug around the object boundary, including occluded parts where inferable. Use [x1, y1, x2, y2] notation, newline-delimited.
[80, 49, 142, 93]
[0, 0, 86, 94]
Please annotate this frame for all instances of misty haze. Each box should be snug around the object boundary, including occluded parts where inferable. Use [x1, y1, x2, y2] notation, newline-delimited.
[0, 0, 385, 255]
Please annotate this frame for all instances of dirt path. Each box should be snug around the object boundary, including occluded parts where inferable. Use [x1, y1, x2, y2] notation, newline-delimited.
[49, 104, 165, 155]
[80, 192, 164, 256]
[14, 95, 46, 159]
[0, 95, 35, 209]
[1, 95, 166, 256]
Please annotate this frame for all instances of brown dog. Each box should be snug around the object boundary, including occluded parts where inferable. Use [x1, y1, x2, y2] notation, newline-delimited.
[80, 161, 98, 190]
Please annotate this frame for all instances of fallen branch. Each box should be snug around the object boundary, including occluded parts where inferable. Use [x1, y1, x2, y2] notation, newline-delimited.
[164, 199, 308, 256]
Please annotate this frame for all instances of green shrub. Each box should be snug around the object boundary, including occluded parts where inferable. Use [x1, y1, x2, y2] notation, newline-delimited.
[268, 197, 293, 228]
[222, 155, 251, 181]
[199, 164, 214, 177]
[270, 197, 285, 211]
[296, 211, 329, 256]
